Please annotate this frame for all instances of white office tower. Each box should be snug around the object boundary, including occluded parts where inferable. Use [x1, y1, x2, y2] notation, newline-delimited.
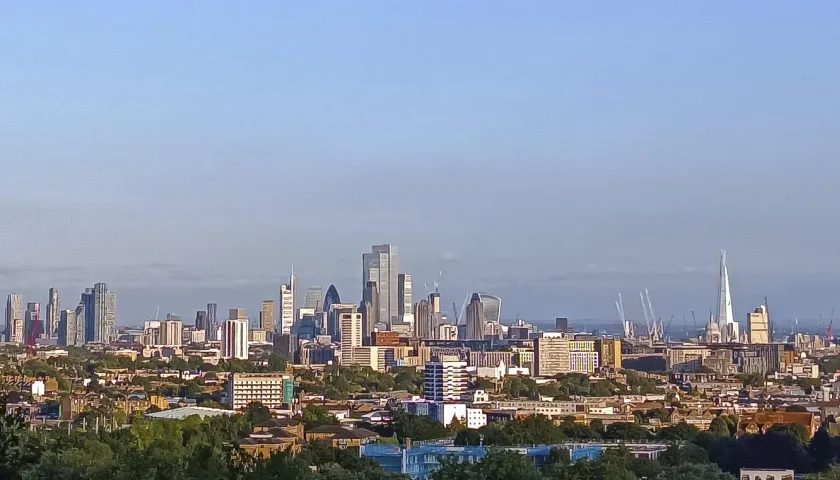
[279, 271, 295, 335]
[5, 294, 23, 343]
[398, 274, 413, 321]
[222, 309, 249, 360]
[363, 244, 399, 326]
[424, 355, 469, 402]
[716, 250, 739, 342]
[340, 312, 363, 365]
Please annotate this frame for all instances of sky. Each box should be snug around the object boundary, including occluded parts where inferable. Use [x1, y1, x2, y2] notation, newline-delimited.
[2, 2, 840, 329]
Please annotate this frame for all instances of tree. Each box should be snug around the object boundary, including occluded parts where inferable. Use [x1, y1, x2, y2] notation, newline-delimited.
[266, 352, 288, 372]
[658, 422, 699, 442]
[709, 417, 731, 437]
[809, 427, 835, 471]
[454, 429, 482, 446]
[768, 423, 810, 446]
[448, 416, 466, 435]
[243, 402, 271, 424]
[658, 443, 708, 467]
[807, 465, 840, 480]
[390, 410, 448, 442]
[604, 422, 651, 441]
[0, 404, 43, 479]
[656, 463, 735, 480]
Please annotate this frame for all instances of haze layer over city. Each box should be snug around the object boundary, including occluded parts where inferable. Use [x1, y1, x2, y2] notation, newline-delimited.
[2, 2, 839, 327]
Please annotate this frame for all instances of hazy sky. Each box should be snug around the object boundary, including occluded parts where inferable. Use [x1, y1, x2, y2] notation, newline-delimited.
[2, 2, 840, 328]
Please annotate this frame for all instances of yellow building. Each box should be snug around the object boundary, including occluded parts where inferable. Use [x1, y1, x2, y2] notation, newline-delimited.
[595, 339, 622, 369]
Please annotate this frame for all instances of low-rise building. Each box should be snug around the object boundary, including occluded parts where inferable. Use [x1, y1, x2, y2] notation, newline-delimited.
[225, 373, 294, 410]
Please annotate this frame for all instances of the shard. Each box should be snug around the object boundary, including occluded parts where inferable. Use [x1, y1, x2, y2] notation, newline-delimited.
[716, 250, 739, 342]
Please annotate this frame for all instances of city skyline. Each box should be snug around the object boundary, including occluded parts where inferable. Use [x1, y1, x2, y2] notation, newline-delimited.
[3, 245, 840, 332]
[3, 3, 840, 326]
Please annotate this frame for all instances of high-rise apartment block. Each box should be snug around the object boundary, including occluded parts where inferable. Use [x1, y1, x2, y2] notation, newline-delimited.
[225, 372, 294, 410]
[46, 288, 59, 338]
[280, 282, 295, 335]
[58, 309, 84, 347]
[340, 312, 363, 365]
[260, 300, 276, 333]
[424, 355, 469, 402]
[363, 244, 399, 326]
[85, 283, 115, 344]
[555, 317, 569, 332]
[534, 334, 570, 377]
[398, 273, 412, 320]
[5, 294, 23, 343]
[568, 340, 599, 373]
[160, 318, 183, 347]
[748, 305, 770, 344]
[465, 293, 485, 340]
[222, 309, 249, 360]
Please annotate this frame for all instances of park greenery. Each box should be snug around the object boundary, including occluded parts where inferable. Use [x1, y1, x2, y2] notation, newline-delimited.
[0, 401, 407, 480]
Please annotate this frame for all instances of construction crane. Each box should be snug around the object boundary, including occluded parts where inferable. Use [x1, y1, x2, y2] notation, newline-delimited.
[26, 316, 40, 357]
[691, 310, 699, 337]
[615, 294, 634, 340]
[828, 309, 835, 343]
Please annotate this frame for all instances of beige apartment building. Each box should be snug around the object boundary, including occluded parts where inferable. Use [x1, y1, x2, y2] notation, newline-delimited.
[226, 373, 294, 410]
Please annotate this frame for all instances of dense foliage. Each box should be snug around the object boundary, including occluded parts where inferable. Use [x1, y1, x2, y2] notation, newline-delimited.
[0, 406, 406, 480]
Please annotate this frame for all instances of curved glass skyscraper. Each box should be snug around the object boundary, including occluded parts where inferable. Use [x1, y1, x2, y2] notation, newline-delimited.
[476, 293, 502, 324]
[323, 285, 341, 313]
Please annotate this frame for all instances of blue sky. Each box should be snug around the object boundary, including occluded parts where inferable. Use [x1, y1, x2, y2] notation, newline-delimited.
[2, 2, 840, 327]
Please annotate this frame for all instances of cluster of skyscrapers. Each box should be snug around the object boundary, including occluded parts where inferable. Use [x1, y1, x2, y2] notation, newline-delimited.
[4, 283, 116, 346]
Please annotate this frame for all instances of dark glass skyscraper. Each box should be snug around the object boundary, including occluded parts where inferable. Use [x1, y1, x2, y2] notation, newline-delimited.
[322, 285, 341, 313]
[207, 303, 218, 335]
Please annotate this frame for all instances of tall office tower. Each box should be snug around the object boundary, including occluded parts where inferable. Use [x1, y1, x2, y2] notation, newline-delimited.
[322, 285, 341, 314]
[424, 355, 469, 402]
[206, 303, 218, 334]
[414, 300, 433, 339]
[195, 311, 208, 331]
[222, 309, 249, 359]
[82, 288, 95, 342]
[58, 309, 77, 347]
[160, 318, 183, 347]
[362, 281, 380, 341]
[86, 283, 116, 344]
[555, 317, 569, 332]
[260, 300, 276, 332]
[429, 292, 441, 315]
[476, 293, 502, 324]
[748, 305, 770, 344]
[5, 294, 23, 343]
[363, 244, 399, 326]
[46, 288, 59, 338]
[534, 334, 571, 376]
[716, 250, 739, 342]
[465, 293, 485, 340]
[398, 274, 413, 320]
[279, 283, 295, 335]
[339, 312, 363, 365]
[303, 287, 323, 312]
[327, 303, 357, 342]
[24, 303, 41, 342]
